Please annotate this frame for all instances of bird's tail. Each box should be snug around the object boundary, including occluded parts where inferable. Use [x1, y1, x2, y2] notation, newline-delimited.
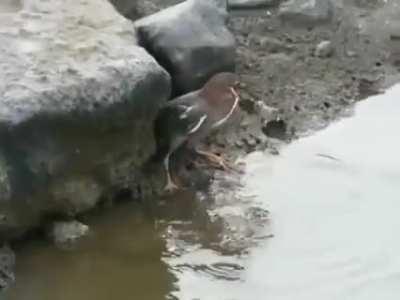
[143, 114, 169, 173]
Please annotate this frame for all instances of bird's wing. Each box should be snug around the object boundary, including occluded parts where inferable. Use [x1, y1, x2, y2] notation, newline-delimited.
[153, 98, 207, 158]
[163, 101, 207, 135]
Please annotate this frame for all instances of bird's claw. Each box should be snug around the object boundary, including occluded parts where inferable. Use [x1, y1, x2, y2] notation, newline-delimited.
[164, 182, 179, 193]
[195, 150, 238, 172]
[213, 158, 238, 172]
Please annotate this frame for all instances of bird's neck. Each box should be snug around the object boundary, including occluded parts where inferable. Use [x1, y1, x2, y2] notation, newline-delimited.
[199, 87, 229, 106]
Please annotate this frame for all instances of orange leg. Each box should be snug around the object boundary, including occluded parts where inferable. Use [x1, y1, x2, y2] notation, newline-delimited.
[163, 154, 180, 192]
[195, 150, 235, 171]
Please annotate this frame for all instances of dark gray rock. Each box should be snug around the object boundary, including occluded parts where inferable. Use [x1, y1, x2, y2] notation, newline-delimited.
[0, 0, 171, 240]
[109, 0, 160, 19]
[279, 0, 334, 26]
[228, 0, 279, 9]
[48, 220, 90, 246]
[135, 0, 236, 95]
[0, 245, 15, 290]
[109, 0, 140, 19]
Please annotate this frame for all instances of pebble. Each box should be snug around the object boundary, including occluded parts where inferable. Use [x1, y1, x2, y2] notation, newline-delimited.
[346, 50, 357, 58]
[235, 140, 245, 148]
[246, 136, 258, 147]
[48, 220, 90, 247]
[269, 148, 280, 155]
[258, 36, 286, 52]
[315, 40, 333, 58]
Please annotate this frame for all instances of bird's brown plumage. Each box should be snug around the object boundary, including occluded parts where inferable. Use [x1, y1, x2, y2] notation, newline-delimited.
[151, 72, 240, 192]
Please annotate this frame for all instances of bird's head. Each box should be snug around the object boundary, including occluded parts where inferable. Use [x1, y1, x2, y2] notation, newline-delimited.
[200, 72, 240, 105]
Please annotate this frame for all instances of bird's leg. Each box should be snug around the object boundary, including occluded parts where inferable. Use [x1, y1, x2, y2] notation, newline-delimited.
[195, 149, 234, 171]
[163, 154, 179, 192]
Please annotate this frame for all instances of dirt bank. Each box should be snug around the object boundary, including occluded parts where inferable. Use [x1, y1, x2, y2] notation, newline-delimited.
[230, 0, 394, 143]
[121, 0, 397, 159]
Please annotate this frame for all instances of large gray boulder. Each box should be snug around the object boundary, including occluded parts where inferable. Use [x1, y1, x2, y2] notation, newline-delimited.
[279, 0, 334, 27]
[0, 0, 171, 240]
[135, 0, 236, 95]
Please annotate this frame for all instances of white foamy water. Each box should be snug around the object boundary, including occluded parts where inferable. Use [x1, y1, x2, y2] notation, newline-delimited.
[239, 84, 400, 300]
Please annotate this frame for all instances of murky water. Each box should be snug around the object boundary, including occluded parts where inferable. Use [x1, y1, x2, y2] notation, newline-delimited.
[4, 85, 400, 299]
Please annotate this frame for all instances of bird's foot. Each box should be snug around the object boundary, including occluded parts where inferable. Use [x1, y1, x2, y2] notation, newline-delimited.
[164, 181, 180, 193]
[163, 173, 185, 193]
[195, 150, 237, 172]
[212, 157, 232, 172]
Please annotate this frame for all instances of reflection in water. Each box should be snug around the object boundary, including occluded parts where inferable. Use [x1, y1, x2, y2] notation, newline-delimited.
[4, 202, 175, 300]
[4, 85, 400, 299]
[4, 185, 266, 300]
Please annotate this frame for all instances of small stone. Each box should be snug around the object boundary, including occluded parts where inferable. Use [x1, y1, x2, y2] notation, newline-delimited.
[346, 50, 357, 58]
[235, 140, 245, 147]
[258, 36, 287, 53]
[246, 136, 257, 147]
[245, 63, 253, 69]
[48, 220, 89, 246]
[262, 119, 287, 139]
[269, 148, 280, 155]
[315, 40, 333, 58]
